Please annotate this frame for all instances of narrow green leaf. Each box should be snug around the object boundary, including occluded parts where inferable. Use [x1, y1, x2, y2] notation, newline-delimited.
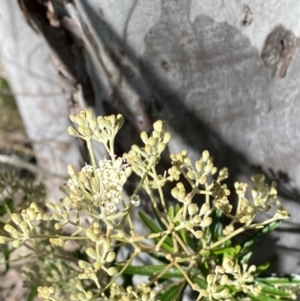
[27, 283, 39, 301]
[0, 198, 14, 216]
[139, 211, 174, 252]
[209, 245, 241, 256]
[152, 204, 168, 231]
[255, 261, 270, 273]
[240, 251, 252, 264]
[260, 283, 292, 298]
[168, 206, 175, 221]
[241, 221, 280, 252]
[191, 276, 207, 289]
[1, 245, 12, 274]
[116, 264, 186, 279]
[246, 292, 285, 301]
[147, 252, 170, 264]
[257, 274, 300, 285]
[238, 222, 280, 265]
[122, 273, 133, 288]
[212, 221, 223, 241]
[159, 285, 182, 301]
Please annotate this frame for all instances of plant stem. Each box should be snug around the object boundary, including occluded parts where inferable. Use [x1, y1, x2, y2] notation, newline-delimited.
[86, 139, 97, 173]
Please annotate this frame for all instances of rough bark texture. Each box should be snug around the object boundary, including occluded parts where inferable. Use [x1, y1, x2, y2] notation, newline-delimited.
[1, 0, 300, 275]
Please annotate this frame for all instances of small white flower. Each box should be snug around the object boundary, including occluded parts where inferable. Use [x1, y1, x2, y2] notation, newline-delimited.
[130, 194, 140, 207]
[104, 203, 117, 215]
[82, 164, 93, 175]
[67, 179, 79, 190]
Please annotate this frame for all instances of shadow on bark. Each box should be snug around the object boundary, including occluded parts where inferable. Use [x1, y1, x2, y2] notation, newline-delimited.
[19, 0, 300, 273]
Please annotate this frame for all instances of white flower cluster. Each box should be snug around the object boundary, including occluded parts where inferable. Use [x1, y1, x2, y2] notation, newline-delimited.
[95, 157, 132, 215]
[63, 157, 132, 215]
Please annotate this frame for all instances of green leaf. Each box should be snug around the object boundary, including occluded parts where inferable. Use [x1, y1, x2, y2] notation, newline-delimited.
[259, 283, 292, 298]
[239, 221, 280, 264]
[175, 204, 181, 213]
[257, 274, 300, 286]
[116, 264, 186, 279]
[212, 221, 223, 242]
[168, 206, 175, 221]
[26, 283, 39, 301]
[139, 211, 174, 252]
[152, 204, 168, 231]
[159, 284, 182, 301]
[240, 251, 252, 264]
[246, 292, 286, 301]
[122, 273, 133, 288]
[241, 221, 280, 252]
[0, 245, 13, 274]
[147, 251, 171, 265]
[256, 261, 270, 274]
[174, 204, 189, 246]
[249, 278, 300, 300]
[209, 245, 241, 257]
[191, 276, 207, 289]
[0, 198, 14, 216]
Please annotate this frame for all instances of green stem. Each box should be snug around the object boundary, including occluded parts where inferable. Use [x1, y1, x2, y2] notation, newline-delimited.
[151, 166, 168, 216]
[109, 138, 115, 161]
[86, 139, 97, 174]
[99, 251, 139, 294]
[29, 234, 87, 240]
[174, 261, 194, 287]
[148, 262, 174, 285]
[202, 222, 266, 251]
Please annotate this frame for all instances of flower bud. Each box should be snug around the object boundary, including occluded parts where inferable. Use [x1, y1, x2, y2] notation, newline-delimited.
[200, 217, 212, 227]
[67, 165, 76, 177]
[75, 115, 85, 126]
[86, 247, 97, 259]
[86, 291, 93, 299]
[157, 142, 166, 153]
[12, 240, 23, 248]
[84, 127, 93, 137]
[45, 202, 55, 210]
[0, 236, 11, 244]
[193, 215, 201, 224]
[4, 224, 16, 233]
[12, 231, 24, 239]
[145, 144, 152, 154]
[188, 203, 198, 216]
[199, 175, 207, 185]
[78, 260, 91, 269]
[207, 274, 214, 284]
[163, 132, 172, 144]
[86, 228, 97, 242]
[199, 203, 210, 216]
[195, 230, 203, 239]
[68, 126, 78, 137]
[11, 213, 22, 225]
[102, 239, 111, 254]
[76, 281, 84, 291]
[202, 150, 210, 162]
[106, 251, 116, 263]
[153, 120, 164, 132]
[220, 274, 228, 285]
[140, 131, 148, 144]
[107, 267, 116, 276]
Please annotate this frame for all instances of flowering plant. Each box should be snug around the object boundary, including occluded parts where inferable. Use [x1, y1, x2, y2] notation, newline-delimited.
[0, 110, 299, 301]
